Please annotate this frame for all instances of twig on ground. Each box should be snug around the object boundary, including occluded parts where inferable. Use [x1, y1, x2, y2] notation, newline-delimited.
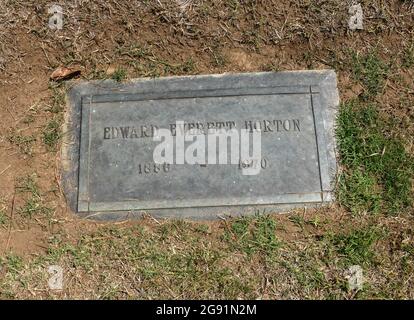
[0, 164, 11, 176]
[5, 190, 16, 252]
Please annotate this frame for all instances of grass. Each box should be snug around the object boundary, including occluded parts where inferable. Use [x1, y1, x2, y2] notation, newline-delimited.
[329, 226, 383, 266]
[16, 175, 53, 219]
[42, 118, 62, 151]
[0, 212, 413, 299]
[277, 249, 332, 296]
[288, 213, 324, 230]
[350, 50, 389, 98]
[0, 209, 7, 227]
[43, 88, 65, 151]
[336, 100, 413, 214]
[338, 170, 382, 214]
[1, 254, 24, 276]
[210, 47, 227, 68]
[8, 134, 36, 156]
[263, 61, 281, 72]
[16, 174, 40, 196]
[111, 68, 127, 82]
[402, 43, 414, 68]
[116, 43, 198, 78]
[224, 214, 280, 257]
[40, 223, 257, 299]
[0, 198, 7, 226]
[47, 88, 65, 114]
[19, 197, 52, 219]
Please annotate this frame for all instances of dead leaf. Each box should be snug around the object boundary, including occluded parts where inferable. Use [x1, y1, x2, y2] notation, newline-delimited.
[50, 66, 81, 81]
[106, 66, 116, 76]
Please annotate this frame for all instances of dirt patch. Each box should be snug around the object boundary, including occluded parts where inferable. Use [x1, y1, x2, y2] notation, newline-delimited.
[0, 227, 45, 256]
[226, 48, 261, 71]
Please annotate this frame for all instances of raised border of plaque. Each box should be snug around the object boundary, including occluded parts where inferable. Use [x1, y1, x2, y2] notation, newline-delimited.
[62, 71, 339, 220]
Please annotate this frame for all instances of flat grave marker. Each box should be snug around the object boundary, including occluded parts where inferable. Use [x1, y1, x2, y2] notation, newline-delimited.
[63, 71, 339, 220]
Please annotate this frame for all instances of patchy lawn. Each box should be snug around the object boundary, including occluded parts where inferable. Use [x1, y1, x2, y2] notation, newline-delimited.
[0, 0, 413, 299]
